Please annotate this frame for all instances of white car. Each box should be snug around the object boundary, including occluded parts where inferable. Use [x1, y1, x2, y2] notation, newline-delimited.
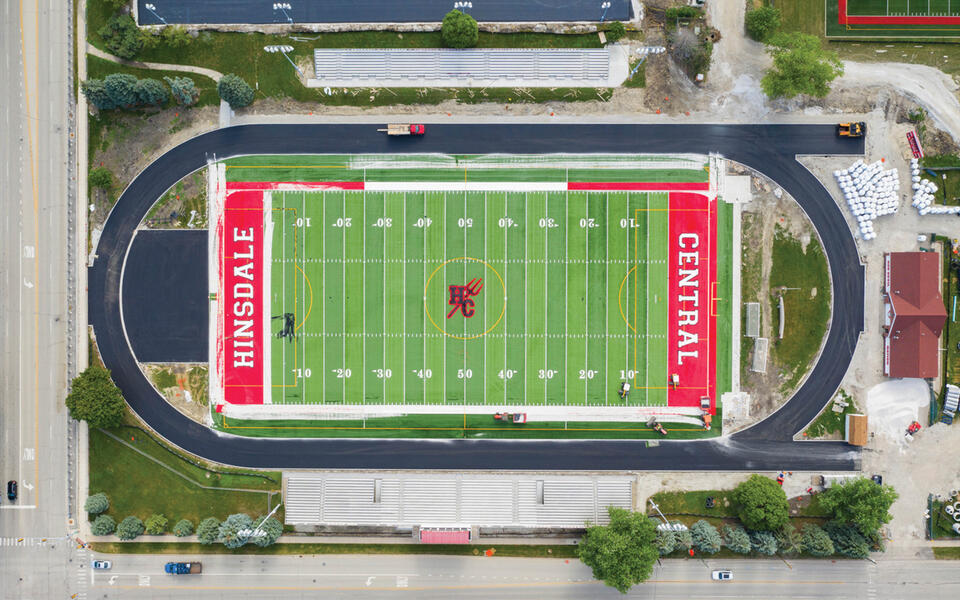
[92, 560, 112, 570]
[711, 570, 733, 581]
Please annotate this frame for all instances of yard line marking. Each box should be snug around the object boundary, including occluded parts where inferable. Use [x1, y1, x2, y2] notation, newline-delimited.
[282, 192, 286, 401]
[363, 189, 367, 407]
[382, 193, 387, 404]
[322, 192, 326, 404]
[624, 193, 629, 393]
[484, 191, 488, 407]
[585, 192, 589, 406]
[524, 191, 528, 406]
[442, 193, 446, 406]
[342, 190, 346, 406]
[402, 192, 406, 406]
[463, 190, 467, 406]
[544, 192, 549, 406]
[564, 191, 569, 408]
[605, 192, 609, 407]
[504, 193, 509, 406]
[422, 192, 427, 403]
[302, 191, 307, 403]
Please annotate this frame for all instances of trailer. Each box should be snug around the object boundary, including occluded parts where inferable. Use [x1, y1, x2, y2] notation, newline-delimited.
[164, 562, 202, 575]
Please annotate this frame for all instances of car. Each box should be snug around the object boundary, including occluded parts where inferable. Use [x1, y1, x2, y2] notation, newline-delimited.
[711, 570, 733, 581]
[92, 560, 112, 570]
[7, 480, 16, 501]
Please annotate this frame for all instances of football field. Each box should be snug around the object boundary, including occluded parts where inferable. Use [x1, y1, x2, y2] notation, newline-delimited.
[268, 189, 676, 407]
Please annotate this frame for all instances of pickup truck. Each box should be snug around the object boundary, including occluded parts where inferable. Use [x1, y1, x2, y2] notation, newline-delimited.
[164, 562, 202, 575]
[379, 123, 425, 136]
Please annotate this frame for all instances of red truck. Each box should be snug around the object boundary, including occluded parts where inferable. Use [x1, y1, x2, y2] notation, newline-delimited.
[379, 124, 425, 136]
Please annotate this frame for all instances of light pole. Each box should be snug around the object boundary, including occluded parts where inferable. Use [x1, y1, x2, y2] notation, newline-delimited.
[237, 503, 283, 545]
[144, 3, 168, 24]
[453, 1, 472, 13]
[273, 2, 294, 24]
[264, 45, 304, 78]
[600, 1, 611, 23]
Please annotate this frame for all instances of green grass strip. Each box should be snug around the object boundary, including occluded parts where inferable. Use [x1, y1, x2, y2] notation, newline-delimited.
[90, 541, 579, 558]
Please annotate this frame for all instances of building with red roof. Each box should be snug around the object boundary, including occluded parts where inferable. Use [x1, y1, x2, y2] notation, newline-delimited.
[883, 252, 947, 379]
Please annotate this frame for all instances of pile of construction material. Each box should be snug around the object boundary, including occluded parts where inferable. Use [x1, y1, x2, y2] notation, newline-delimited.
[834, 160, 900, 240]
[910, 158, 960, 215]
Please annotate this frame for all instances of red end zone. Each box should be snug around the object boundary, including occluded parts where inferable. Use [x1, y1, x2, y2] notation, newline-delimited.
[838, 0, 960, 24]
[220, 190, 265, 404]
[667, 192, 717, 413]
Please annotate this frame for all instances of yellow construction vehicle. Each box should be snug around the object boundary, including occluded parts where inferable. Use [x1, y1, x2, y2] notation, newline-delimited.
[837, 122, 866, 138]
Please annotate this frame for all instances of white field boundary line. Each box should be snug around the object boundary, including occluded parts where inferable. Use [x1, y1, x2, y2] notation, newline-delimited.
[208, 162, 224, 412]
[262, 190, 274, 405]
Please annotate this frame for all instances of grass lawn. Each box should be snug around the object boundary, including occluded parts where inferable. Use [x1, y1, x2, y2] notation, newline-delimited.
[938, 236, 960, 398]
[803, 389, 858, 438]
[931, 499, 960, 539]
[90, 541, 579, 558]
[922, 155, 960, 206]
[86, 55, 220, 107]
[769, 226, 831, 392]
[649, 489, 737, 518]
[933, 546, 960, 559]
[624, 60, 646, 88]
[88, 426, 281, 527]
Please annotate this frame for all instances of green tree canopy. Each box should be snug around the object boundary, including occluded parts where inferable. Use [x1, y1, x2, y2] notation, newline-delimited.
[84, 492, 110, 515]
[88, 167, 113, 190]
[65, 366, 126, 428]
[655, 528, 676, 556]
[745, 6, 782, 42]
[819, 478, 897, 536]
[577, 507, 659, 594]
[690, 520, 721, 554]
[164, 76, 200, 106]
[441, 10, 479, 49]
[117, 516, 145, 540]
[801, 524, 834, 557]
[217, 74, 255, 109]
[218, 513, 254, 549]
[776, 522, 803, 555]
[761, 32, 843, 99]
[196, 517, 221, 544]
[675, 528, 692, 552]
[145, 514, 169, 535]
[98, 14, 143, 59]
[104, 73, 139, 108]
[252, 515, 283, 547]
[824, 521, 870, 558]
[162, 25, 192, 48]
[81, 79, 117, 111]
[135, 78, 169, 106]
[750, 530, 778, 555]
[605, 21, 626, 43]
[722, 524, 751, 554]
[733, 474, 790, 531]
[173, 519, 194, 537]
[91, 514, 116, 536]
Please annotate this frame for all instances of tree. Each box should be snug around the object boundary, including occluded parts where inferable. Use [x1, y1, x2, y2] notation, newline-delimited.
[441, 9, 479, 49]
[605, 21, 626, 43]
[162, 25, 192, 48]
[196, 517, 221, 544]
[577, 507, 659, 594]
[173, 519, 194, 537]
[776, 522, 803, 555]
[655, 528, 677, 556]
[217, 513, 254, 549]
[65, 366, 125, 428]
[722, 524, 751, 554]
[690, 520, 721, 554]
[733, 474, 789, 531]
[104, 73, 139, 108]
[819, 478, 898, 536]
[84, 493, 110, 515]
[91, 515, 116, 536]
[824, 521, 870, 558]
[164, 76, 199, 106]
[145, 514, 169, 535]
[251, 515, 283, 547]
[116, 516, 145, 540]
[761, 32, 843, 99]
[98, 14, 143, 59]
[88, 167, 113, 190]
[675, 529, 692, 552]
[135, 78, 169, 106]
[801, 524, 835, 557]
[217, 74, 255, 109]
[81, 79, 117, 111]
[745, 6, 781, 42]
[749, 530, 778, 555]
[103, 0, 129, 9]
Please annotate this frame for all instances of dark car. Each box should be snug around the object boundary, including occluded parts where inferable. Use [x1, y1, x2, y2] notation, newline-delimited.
[7, 480, 17, 501]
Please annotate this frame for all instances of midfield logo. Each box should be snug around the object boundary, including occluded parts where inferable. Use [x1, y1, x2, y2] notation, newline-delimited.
[448, 278, 483, 319]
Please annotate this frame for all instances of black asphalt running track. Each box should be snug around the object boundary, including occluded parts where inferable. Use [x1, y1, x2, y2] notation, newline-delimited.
[89, 123, 865, 471]
[122, 230, 208, 363]
[137, 0, 632, 25]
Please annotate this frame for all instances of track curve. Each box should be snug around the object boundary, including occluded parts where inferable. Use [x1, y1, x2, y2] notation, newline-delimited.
[89, 123, 864, 470]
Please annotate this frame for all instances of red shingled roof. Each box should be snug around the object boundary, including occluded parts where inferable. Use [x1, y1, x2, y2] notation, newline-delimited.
[886, 252, 947, 379]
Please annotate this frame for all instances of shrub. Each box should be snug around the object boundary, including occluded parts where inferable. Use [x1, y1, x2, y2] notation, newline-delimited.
[655, 528, 677, 556]
[173, 519, 194, 537]
[218, 513, 254, 549]
[605, 21, 626, 43]
[441, 9, 479, 49]
[750, 530, 778, 555]
[722, 524, 751, 554]
[81, 79, 116, 111]
[116, 516, 145, 540]
[665, 6, 702, 21]
[103, 73, 139, 108]
[88, 167, 113, 190]
[91, 514, 116, 536]
[733, 474, 790, 531]
[98, 14, 143, 59]
[824, 521, 870, 558]
[675, 529, 692, 552]
[135, 78, 169, 106]
[84, 493, 110, 515]
[217, 74, 255, 109]
[164, 76, 199, 106]
[162, 25, 192, 48]
[776, 523, 803, 555]
[196, 517, 221, 544]
[251, 516, 283, 547]
[801, 524, 835, 557]
[145, 514, 169, 535]
[690, 520, 721, 554]
[745, 6, 782, 42]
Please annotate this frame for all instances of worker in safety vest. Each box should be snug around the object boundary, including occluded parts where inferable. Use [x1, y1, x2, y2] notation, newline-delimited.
[618, 381, 630, 399]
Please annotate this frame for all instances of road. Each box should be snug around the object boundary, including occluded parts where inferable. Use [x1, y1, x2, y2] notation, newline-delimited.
[0, 0, 77, 599]
[80, 553, 960, 598]
[135, 0, 633, 25]
[88, 123, 865, 471]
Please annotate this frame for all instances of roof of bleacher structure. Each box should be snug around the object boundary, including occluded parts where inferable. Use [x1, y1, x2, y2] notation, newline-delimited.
[311, 48, 614, 88]
[285, 472, 632, 527]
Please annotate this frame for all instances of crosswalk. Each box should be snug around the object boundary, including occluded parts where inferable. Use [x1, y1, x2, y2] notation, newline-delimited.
[75, 544, 89, 600]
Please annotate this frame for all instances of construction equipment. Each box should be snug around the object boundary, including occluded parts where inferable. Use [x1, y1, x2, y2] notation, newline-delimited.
[647, 417, 668, 436]
[837, 122, 866, 138]
[493, 412, 527, 424]
[378, 123, 425, 136]
[907, 420, 922, 436]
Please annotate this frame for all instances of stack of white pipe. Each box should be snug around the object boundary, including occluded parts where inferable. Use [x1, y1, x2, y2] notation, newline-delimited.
[833, 159, 900, 241]
[910, 158, 960, 215]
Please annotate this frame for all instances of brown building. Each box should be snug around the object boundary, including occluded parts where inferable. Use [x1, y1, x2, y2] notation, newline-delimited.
[883, 252, 947, 378]
[845, 414, 868, 447]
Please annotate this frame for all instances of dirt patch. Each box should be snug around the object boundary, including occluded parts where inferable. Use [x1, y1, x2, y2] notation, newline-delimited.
[142, 364, 209, 424]
[144, 171, 208, 229]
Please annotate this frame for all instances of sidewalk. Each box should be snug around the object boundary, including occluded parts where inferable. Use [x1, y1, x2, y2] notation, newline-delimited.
[85, 533, 579, 545]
